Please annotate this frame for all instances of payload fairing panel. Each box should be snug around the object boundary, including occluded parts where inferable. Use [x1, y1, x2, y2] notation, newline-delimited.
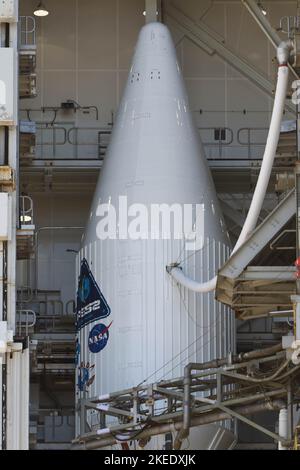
[76, 22, 235, 449]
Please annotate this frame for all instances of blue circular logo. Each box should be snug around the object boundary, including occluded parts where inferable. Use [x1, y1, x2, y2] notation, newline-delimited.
[79, 276, 90, 302]
[88, 323, 110, 353]
[75, 338, 80, 366]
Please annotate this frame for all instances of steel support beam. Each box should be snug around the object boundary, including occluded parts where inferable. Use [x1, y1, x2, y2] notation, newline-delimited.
[241, 0, 298, 80]
[241, 0, 281, 49]
[240, 266, 296, 281]
[217, 189, 295, 281]
[219, 199, 244, 228]
[72, 400, 285, 450]
[145, 0, 161, 23]
[217, 403, 287, 443]
[165, 3, 295, 114]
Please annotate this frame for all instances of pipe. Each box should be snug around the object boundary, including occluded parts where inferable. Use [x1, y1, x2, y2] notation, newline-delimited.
[173, 343, 282, 374]
[168, 58, 290, 293]
[177, 343, 283, 448]
[278, 408, 288, 450]
[277, 40, 294, 67]
[72, 399, 285, 450]
[173, 362, 194, 450]
[237, 342, 282, 361]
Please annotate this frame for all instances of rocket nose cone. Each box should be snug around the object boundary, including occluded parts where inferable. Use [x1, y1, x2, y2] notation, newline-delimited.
[134, 21, 175, 58]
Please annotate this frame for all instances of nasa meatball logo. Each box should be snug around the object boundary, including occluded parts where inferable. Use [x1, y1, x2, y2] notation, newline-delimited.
[88, 322, 113, 353]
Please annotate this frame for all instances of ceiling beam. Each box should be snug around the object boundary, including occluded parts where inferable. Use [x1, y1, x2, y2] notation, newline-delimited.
[241, 0, 299, 80]
[145, 0, 161, 23]
[165, 3, 295, 114]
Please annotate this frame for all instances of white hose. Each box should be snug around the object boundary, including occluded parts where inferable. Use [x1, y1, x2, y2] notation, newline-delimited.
[169, 64, 290, 293]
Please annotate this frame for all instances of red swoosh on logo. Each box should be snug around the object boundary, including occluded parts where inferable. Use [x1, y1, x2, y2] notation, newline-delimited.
[101, 321, 113, 337]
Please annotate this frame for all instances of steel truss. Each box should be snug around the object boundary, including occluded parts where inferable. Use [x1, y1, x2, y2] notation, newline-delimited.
[72, 349, 300, 450]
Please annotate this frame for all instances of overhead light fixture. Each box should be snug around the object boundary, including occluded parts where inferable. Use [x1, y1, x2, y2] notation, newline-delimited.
[34, 2, 49, 17]
[257, 1, 267, 16]
[143, 10, 159, 17]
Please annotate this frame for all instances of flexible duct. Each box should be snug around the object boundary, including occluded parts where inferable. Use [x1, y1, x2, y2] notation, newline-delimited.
[168, 51, 290, 293]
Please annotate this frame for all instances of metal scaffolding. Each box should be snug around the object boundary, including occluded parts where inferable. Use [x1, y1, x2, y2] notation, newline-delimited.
[72, 345, 300, 450]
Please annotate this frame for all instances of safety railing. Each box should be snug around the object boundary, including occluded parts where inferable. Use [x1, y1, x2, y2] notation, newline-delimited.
[237, 127, 268, 159]
[31, 123, 108, 160]
[16, 309, 36, 336]
[37, 299, 75, 317]
[19, 195, 34, 226]
[199, 127, 234, 158]
[19, 16, 36, 49]
[34, 314, 75, 333]
[67, 127, 110, 159]
[36, 124, 68, 158]
[17, 286, 34, 304]
[18, 296, 76, 317]
[19, 122, 273, 161]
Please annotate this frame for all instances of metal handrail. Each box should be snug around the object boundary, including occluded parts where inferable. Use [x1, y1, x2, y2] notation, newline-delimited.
[16, 309, 36, 336]
[17, 286, 34, 304]
[19, 120, 272, 161]
[237, 127, 268, 158]
[38, 300, 64, 316]
[36, 125, 67, 146]
[198, 127, 234, 159]
[67, 127, 111, 159]
[279, 16, 300, 38]
[34, 314, 75, 333]
[198, 127, 234, 146]
[237, 127, 269, 145]
[19, 16, 36, 48]
[19, 195, 34, 226]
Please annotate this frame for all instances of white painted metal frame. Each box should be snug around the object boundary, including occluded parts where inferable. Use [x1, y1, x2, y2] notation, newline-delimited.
[6, 346, 29, 449]
[0, 0, 29, 450]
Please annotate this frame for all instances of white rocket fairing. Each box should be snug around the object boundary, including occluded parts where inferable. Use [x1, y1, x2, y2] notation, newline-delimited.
[76, 22, 235, 449]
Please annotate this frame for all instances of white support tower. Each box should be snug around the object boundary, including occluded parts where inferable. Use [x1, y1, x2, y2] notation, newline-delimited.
[0, 0, 29, 450]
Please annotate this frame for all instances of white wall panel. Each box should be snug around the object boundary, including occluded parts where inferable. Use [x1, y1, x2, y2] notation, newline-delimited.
[225, 2, 269, 77]
[186, 78, 226, 112]
[43, 71, 76, 108]
[183, 38, 226, 78]
[171, 0, 213, 22]
[43, 0, 76, 70]
[78, 0, 117, 70]
[77, 71, 117, 126]
[118, 0, 144, 69]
